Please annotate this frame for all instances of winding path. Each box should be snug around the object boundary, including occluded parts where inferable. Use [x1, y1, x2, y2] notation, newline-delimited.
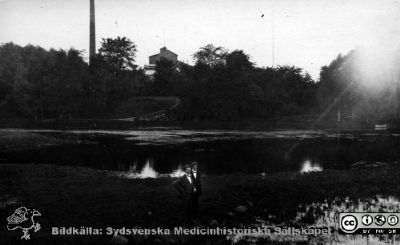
[117, 96, 180, 122]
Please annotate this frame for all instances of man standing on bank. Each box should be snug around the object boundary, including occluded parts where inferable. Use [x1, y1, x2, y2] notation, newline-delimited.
[173, 164, 196, 224]
[190, 161, 202, 221]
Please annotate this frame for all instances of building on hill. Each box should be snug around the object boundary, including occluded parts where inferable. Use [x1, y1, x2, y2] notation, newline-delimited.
[144, 47, 179, 79]
[150, 47, 178, 65]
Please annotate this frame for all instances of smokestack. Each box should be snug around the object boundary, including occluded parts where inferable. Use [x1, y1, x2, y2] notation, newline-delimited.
[89, 0, 95, 65]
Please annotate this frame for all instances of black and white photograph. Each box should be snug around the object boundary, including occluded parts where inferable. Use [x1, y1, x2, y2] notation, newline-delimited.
[1, 0, 400, 244]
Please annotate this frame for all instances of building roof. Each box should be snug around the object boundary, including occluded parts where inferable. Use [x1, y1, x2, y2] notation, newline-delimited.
[149, 47, 177, 58]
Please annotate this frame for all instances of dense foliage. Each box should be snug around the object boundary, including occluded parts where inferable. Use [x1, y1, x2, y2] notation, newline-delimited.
[0, 39, 146, 119]
[0, 39, 399, 123]
[152, 44, 317, 120]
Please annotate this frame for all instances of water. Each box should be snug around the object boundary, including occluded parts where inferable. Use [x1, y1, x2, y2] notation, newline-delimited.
[1, 128, 400, 177]
[299, 159, 323, 173]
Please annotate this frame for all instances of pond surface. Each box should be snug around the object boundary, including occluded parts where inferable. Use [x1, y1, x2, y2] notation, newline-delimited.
[1, 128, 400, 177]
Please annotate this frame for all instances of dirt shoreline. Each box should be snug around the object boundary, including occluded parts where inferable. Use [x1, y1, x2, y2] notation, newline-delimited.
[0, 117, 381, 131]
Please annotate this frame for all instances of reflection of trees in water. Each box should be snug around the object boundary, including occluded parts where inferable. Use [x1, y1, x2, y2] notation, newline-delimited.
[300, 159, 323, 173]
[126, 158, 156, 178]
[2, 130, 400, 175]
[125, 158, 185, 178]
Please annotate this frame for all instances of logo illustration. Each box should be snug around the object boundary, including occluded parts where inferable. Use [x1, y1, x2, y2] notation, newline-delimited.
[387, 215, 399, 226]
[6, 206, 41, 240]
[362, 214, 373, 226]
[374, 214, 386, 226]
[341, 215, 358, 232]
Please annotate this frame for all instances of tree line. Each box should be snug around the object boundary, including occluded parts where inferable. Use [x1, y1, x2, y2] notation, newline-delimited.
[0, 37, 399, 123]
[0, 38, 146, 120]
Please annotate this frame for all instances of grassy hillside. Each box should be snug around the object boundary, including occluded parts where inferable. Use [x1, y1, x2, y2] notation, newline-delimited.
[109, 96, 179, 119]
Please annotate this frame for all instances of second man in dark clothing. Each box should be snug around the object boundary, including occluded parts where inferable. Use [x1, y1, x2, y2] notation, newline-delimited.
[190, 161, 202, 221]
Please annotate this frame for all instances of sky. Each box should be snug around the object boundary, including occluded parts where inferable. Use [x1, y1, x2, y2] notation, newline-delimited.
[0, 0, 399, 80]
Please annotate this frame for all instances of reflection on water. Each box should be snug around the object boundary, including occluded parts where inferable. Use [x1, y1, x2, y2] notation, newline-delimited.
[168, 165, 186, 178]
[124, 157, 323, 178]
[2, 129, 400, 176]
[300, 159, 323, 173]
[126, 159, 157, 178]
[125, 158, 185, 178]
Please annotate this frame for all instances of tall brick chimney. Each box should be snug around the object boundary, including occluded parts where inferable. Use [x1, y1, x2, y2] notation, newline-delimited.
[89, 0, 95, 65]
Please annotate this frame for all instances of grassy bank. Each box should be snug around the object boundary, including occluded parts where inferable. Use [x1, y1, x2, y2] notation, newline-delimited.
[1, 163, 400, 244]
[0, 129, 74, 153]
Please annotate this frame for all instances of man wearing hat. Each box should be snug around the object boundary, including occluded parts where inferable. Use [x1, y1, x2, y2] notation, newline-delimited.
[173, 164, 196, 224]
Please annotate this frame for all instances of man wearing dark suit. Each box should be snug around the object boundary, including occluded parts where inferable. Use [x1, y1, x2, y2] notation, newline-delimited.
[190, 161, 202, 221]
[173, 164, 195, 223]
